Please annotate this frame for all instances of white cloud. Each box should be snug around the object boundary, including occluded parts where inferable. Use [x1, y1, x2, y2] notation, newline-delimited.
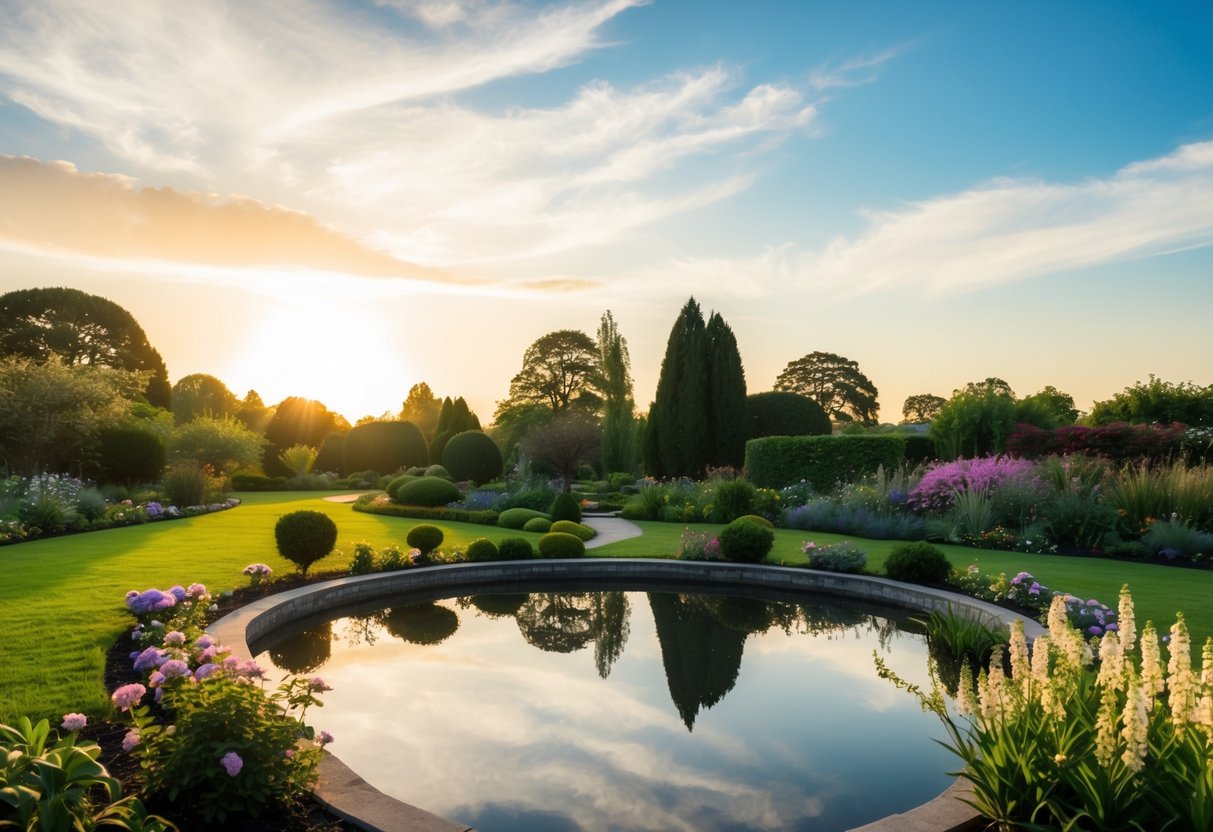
[808, 46, 906, 92]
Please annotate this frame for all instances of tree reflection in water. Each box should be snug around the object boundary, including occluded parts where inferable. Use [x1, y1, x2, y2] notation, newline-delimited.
[268, 621, 332, 673]
[383, 602, 460, 645]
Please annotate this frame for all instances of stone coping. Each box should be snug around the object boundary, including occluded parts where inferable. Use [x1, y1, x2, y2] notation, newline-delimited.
[209, 560, 1038, 832]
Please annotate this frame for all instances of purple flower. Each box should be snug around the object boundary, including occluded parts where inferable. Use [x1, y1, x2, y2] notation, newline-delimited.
[309, 676, 332, 692]
[112, 683, 146, 712]
[1086, 599, 1100, 607]
[148, 671, 166, 688]
[61, 713, 87, 732]
[187, 583, 207, 598]
[195, 635, 214, 650]
[130, 629, 142, 641]
[1106, 623, 1120, 631]
[168, 585, 188, 602]
[317, 730, 334, 746]
[126, 589, 177, 615]
[121, 730, 141, 752]
[1088, 626, 1103, 636]
[163, 631, 185, 646]
[220, 751, 243, 777]
[1028, 582, 1042, 595]
[198, 646, 219, 662]
[194, 663, 219, 680]
[160, 659, 190, 680]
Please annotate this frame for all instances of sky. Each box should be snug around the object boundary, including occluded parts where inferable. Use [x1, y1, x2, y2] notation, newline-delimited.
[1, 0, 1211, 425]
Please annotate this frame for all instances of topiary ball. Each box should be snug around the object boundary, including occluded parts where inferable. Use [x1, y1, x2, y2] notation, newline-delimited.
[717, 518, 774, 564]
[537, 532, 586, 558]
[522, 517, 553, 533]
[394, 476, 461, 507]
[424, 464, 455, 481]
[465, 537, 500, 562]
[497, 537, 535, 560]
[498, 507, 550, 530]
[406, 524, 444, 556]
[550, 520, 595, 541]
[274, 510, 338, 575]
[885, 542, 953, 585]
[733, 514, 774, 529]
[441, 431, 504, 485]
[548, 491, 582, 523]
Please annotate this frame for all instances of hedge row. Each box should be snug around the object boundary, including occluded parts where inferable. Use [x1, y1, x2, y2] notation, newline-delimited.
[351, 494, 498, 525]
[745, 435, 908, 490]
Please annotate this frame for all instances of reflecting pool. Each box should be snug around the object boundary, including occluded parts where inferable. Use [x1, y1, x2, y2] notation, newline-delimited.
[255, 588, 954, 831]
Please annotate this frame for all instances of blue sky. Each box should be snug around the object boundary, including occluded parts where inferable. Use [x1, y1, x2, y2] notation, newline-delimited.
[0, 0, 1210, 422]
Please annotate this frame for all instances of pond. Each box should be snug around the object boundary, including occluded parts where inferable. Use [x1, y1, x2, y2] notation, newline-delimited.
[254, 585, 954, 831]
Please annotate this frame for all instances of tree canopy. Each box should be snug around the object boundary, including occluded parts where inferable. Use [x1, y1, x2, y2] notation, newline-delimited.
[170, 373, 239, 424]
[0, 287, 171, 408]
[597, 310, 636, 474]
[520, 411, 601, 491]
[901, 394, 946, 424]
[774, 351, 879, 426]
[400, 382, 442, 440]
[262, 397, 349, 476]
[506, 329, 601, 414]
[1088, 376, 1213, 427]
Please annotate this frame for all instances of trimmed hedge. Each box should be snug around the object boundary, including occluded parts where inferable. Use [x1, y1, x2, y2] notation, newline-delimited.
[537, 532, 586, 558]
[499, 507, 550, 530]
[522, 517, 553, 533]
[342, 420, 428, 476]
[385, 474, 419, 501]
[441, 431, 504, 485]
[230, 473, 288, 492]
[745, 435, 908, 490]
[425, 464, 455, 481]
[314, 432, 345, 475]
[549, 491, 582, 523]
[747, 391, 832, 438]
[497, 537, 535, 560]
[550, 520, 595, 541]
[394, 476, 461, 507]
[351, 495, 497, 525]
[734, 514, 774, 529]
[885, 542, 952, 585]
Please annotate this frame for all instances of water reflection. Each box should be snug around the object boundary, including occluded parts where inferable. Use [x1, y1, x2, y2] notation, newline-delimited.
[255, 589, 952, 831]
[267, 621, 331, 673]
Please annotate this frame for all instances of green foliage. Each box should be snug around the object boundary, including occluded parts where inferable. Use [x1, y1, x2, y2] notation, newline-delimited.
[465, 537, 500, 562]
[393, 475, 461, 507]
[170, 415, 266, 473]
[278, 443, 317, 477]
[76, 487, 108, 522]
[170, 373, 239, 425]
[349, 541, 377, 575]
[424, 464, 454, 481]
[506, 329, 602, 413]
[708, 479, 756, 523]
[0, 286, 171, 408]
[1142, 520, 1213, 559]
[902, 434, 936, 464]
[399, 382, 442, 440]
[162, 462, 219, 507]
[1015, 385, 1078, 428]
[901, 393, 946, 423]
[802, 541, 868, 573]
[549, 490, 582, 523]
[263, 397, 347, 477]
[885, 542, 952, 584]
[550, 520, 595, 541]
[312, 432, 345, 475]
[1088, 375, 1213, 427]
[273, 510, 338, 575]
[98, 424, 166, 485]
[1041, 491, 1118, 550]
[497, 537, 535, 560]
[537, 531, 586, 558]
[406, 523, 444, 555]
[598, 310, 638, 474]
[521, 413, 601, 492]
[351, 494, 498, 525]
[522, 517, 552, 533]
[385, 474, 418, 501]
[774, 351, 879, 425]
[717, 517, 775, 563]
[734, 513, 773, 528]
[342, 420, 428, 477]
[705, 311, 749, 468]
[747, 391, 832, 438]
[745, 434, 907, 490]
[930, 384, 1017, 459]
[229, 473, 287, 491]
[441, 430, 504, 484]
[498, 507, 550, 529]
[916, 609, 1008, 684]
[645, 297, 710, 478]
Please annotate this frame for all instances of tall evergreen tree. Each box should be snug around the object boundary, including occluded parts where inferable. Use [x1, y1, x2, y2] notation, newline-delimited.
[705, 312, 748, 468]
[645, 298, 709, 477]
[597, 310, 636, 473]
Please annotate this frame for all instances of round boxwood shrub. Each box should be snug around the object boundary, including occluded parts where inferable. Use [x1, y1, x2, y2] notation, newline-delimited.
[734, 514, 774, 529]
[406, 524, 444, 556]
[498, 507, 550, 529]
[342, 420, 428, 477]
[274, 510, 338, 575]
[550, 520, 595, 541]
[497, 537, 535, 560]
[386, 474, 419, 501]
[394, 476, 461, 507]
[441, 430, 504, 485]
[522, 517, 553, 533]
[465, 537, 500, 562]
[549, 491, 582, 523]
[424, 464, 455, 481]
[717, 518, 775, 564]
[885, 542, 953, 585]
[537, 532, 585, 558]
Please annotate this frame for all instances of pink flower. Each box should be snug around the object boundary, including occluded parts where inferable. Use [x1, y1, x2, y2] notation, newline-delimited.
[317, 730, 334, 746]
[163, 631, 185, 646]
[60, 713, 87, 732]
[309, 676, 332, 692]
[122, 730, 141, 752]
[111, 684, 146, 712]
[220, 751, 243, 777]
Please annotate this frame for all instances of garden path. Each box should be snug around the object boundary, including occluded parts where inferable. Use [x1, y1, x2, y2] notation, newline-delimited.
[582, 514, 643, 548]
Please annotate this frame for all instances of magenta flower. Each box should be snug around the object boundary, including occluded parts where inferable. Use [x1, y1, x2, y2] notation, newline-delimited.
[220, 751, 243, 777]
[61, 713, 87, 732]
[112, 683, 146, 712]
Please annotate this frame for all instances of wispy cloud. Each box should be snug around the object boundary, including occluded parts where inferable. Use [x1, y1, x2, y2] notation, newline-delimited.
[809, 46, 906, 92]
[0, 154, 460, 283]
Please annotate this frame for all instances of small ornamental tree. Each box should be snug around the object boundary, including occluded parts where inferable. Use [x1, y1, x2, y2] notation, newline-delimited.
[274, 510, 338, 575]
[441, 430, 504, 484]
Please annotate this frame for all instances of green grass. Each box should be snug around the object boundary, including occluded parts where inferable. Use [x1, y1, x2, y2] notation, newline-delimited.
[0, 491, 546, 722]
[5, 497, 1213, 723]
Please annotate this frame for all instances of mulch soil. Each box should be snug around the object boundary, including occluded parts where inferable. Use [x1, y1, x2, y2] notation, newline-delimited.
[90, 570, 361, 832]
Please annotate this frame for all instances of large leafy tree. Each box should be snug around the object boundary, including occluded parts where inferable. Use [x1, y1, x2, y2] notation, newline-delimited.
[1088, 376, 1213, 427]
[597, 311, 636, 474]
[170, 373, 239, 424]
[901, 394, 946, 424]
[930, 381, 1017, 459]
[0, 287, 171, 407]
[262, 397, 349, 476]
[0, 355, 144, 475]
[520, 411, 601, 492]
[506, 329, 602, 414]
[774, 351, 879, 426]
[1016, 385, 1079, 429]
[400, 382, 442, 441]
[170, 415, 266, 473]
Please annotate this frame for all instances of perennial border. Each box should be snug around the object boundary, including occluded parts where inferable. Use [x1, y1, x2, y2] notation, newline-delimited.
[209, 560, 1040, 832]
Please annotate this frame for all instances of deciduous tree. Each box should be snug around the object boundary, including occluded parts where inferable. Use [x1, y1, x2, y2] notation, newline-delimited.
[520, 411, 601, 492]
[507, 330, 601, 414]
[774, 351, 879, 426]
[170, 373, 239, 424]
[597, 311, 636, 474]
[901, 394, 946, 424]
[400, 382, 442, 440]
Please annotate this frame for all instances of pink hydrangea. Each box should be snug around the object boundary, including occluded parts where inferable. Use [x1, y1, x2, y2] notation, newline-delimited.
[60, 713, 87, 732]
[112, 683, 146, 712]
[122, 730, 141, 752]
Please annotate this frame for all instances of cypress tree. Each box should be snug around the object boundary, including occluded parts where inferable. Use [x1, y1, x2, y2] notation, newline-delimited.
[645, 298, 709, 477]
[598, 310, 636, 474]
[435, 397, 454, 435]
[705, 312, 748, 468]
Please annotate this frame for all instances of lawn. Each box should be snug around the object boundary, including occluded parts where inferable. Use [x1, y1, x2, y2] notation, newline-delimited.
[4, 494, 1212, 723]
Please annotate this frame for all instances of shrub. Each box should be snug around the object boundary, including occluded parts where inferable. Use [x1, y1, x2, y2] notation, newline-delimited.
[441, 431, 504, 485]
[394, 476, 461, 507]
[717, 518, 774, 563]
[497, 537, 535, 560]
[1040, 492, 1118, 550]
[802, 541, 868, 573]
[885, 542, 952, 585]
[385, 474, 418, 501]
[523, 517, 552, 533]
[274, 510, 337, 575]
[907, 455, 1036, 514]
[162, 462, 213, 506]
[313, 432, 345, 475]
[498, 507, 550, 529]
[349, 542, 376, 575]
[75, 487, 109, 522]
[551, 520, 595, 541]
[537, 531, 585, 558]
[405, 524, 443, 556]
[781, 499, 927, 540]
[747, 391, 831, 438]
[745, 435, 907, 491]
[549, 491, 582, 523]
[676, 528, 722, 560]
[230, 473, 288, 491]
[502, 481, 559, 511]
[342, 421, 428, 476]
[1142, 520, 1213, 560]
[424, 464, 454, 481]
[465, 537, 500, 562]
[97, 424, 167, 486]
[351, 494, 497, 525]
[733, 513, 773, 528]
[709, 479, 756, 523]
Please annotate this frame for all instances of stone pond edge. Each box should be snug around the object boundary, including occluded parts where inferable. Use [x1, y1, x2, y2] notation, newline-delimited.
[209, 559, 1036, 832]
